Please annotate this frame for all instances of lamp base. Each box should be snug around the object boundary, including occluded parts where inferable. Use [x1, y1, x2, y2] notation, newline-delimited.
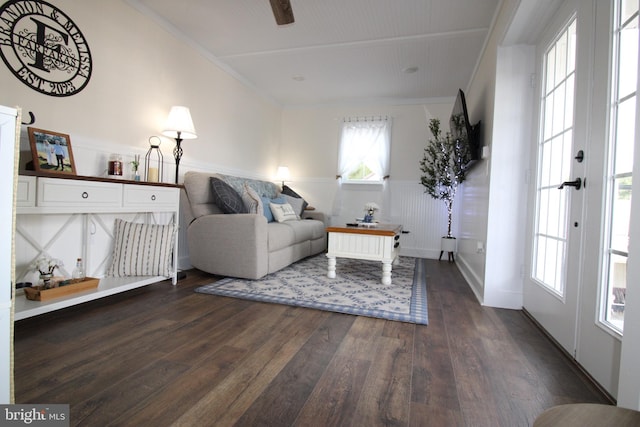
[173, 137, 183, 184]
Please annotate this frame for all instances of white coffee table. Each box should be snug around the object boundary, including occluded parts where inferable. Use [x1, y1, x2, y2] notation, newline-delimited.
[326, 224, 402, 285]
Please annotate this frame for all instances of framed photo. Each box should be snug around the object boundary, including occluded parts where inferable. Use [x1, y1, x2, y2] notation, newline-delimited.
[28, 127, 77, 175]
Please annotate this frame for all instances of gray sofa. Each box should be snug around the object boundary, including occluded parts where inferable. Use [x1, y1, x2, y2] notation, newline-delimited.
[182, 171, 327, 279]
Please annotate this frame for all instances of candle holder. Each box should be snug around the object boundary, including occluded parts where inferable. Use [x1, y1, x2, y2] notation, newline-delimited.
[144, 136, 163, 183]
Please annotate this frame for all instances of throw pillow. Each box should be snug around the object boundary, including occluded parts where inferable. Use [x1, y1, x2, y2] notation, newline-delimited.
[106, 219, 176, 277]
[282, 194, 305, 218]
[241, 182, 263, 215]
[262, 196, 286, 222]
[281, 185, 309, 214]
[210, 177, 247, 214]
[270, 202, 299, 222]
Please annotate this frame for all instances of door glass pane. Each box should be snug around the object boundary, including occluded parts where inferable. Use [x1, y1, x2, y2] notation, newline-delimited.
[601, 0, 638, 334]
[533, 18, 577, 296]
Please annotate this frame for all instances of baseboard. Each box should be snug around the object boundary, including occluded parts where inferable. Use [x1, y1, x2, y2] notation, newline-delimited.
[399, 247, 440, 259]
[521, 308, 617, 405]
[455, 254, 485, 305]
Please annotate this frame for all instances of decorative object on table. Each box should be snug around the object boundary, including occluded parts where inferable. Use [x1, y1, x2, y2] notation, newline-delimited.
[275, 166, 290, 190]
[24, 277, 100, 301]
[419, 118, 470, 261]
[363, 202, 379, 223]
[131, 154, 141, 181]
[144, 136, 163, 183]
[107, 153, 123, 177]
[162, 106, 197, 184]
[72, 258, 85, 281]
[27, 127, 77, 175]
[30, 256, 63, 289]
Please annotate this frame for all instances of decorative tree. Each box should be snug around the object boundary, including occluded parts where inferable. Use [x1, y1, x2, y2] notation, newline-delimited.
[419, 118, 470, 238]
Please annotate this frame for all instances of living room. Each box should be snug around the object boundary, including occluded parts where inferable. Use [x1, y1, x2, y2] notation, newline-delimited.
[2, 0, 640, 421]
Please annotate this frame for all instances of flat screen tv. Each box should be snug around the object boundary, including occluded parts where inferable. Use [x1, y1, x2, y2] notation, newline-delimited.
[449, 89, 481, 167]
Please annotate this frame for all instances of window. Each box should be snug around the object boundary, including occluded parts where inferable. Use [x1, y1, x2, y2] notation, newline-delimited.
[532, 18, 577, 296]
[600, 0, 638, 334]
[337, 117, 391, 184]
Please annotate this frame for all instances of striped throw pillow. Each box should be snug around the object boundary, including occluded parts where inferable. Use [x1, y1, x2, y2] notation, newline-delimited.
[107, 219, 176, 277]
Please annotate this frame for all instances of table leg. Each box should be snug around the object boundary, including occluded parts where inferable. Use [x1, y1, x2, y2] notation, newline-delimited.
[327, 255, 336, 278]
[381, 261, 392, 285]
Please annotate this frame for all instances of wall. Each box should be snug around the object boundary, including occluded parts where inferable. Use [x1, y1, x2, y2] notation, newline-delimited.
[1, 0, 283, 276]
[483, 44, 533, 308]
[1, 0, 283, 181]
[456, 0, 529, 309]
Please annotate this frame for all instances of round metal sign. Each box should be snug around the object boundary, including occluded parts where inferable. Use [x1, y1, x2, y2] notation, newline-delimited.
[0, 0, 92, 97]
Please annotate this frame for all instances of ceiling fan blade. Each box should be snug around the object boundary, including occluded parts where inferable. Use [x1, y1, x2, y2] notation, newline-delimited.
[269, 0, 294, 25]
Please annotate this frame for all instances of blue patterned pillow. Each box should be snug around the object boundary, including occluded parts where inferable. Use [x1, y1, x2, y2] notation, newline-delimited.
[219, 174, 278, 199]
[210, 177, 247, 214]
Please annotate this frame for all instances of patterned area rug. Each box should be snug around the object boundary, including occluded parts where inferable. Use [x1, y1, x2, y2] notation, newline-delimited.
[195, 254, 428, 325]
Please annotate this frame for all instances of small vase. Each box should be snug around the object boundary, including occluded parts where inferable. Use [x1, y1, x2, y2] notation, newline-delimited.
[134, 170, 141, 181]
[364, 210, 374, 223]
[40, 273, 53, 288]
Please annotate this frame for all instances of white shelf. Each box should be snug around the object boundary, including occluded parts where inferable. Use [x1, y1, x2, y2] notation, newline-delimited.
[14, 276, 168, 320]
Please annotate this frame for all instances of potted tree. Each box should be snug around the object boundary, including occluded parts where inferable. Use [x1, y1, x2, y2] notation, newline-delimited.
[419, 118, 470, 260]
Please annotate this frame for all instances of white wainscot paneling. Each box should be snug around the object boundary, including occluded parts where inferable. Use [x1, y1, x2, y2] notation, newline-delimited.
[388, 181, 455, 259]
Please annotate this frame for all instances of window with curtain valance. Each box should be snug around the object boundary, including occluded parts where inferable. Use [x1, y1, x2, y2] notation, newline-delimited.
[337, 116, 391, 184]
[332, 116, 392, 220]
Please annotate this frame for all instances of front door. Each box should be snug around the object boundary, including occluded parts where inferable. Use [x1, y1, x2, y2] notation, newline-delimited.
[524, 0, 637, 396]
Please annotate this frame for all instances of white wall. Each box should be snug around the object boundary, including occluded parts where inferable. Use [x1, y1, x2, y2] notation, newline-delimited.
[482, 45, 534, 309]
[456, 0, 516, 303]
[1, 0, 283, 182]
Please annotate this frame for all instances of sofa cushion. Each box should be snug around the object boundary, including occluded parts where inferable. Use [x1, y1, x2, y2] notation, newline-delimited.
[267, 219, 325, 252]
[285, 219, 326, 240]
[220, 174, 279, 199]
[270, 202, 299, 222]
[262, 196, 286, 222]
[241, 183, 263, 214]
[210, 177, 247, 214]
[267, 222, 295, 251]
[281, 185, 309, 215]
[282, 194, 305, 217]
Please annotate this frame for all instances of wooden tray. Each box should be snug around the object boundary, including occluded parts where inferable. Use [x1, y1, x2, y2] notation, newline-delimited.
[24, 277, 100, 301]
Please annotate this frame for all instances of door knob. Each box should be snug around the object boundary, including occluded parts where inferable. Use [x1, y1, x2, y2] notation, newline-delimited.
[558, 177, 582, 190]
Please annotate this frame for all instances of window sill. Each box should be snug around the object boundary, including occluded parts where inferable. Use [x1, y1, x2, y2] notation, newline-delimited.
[341, 181, 384, 190]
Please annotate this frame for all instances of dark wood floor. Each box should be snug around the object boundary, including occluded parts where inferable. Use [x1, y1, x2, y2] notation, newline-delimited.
[14, 259, 609, 426]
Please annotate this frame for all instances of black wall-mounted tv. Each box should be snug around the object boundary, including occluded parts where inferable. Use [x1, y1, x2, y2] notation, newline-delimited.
[449, 89, 482, 167]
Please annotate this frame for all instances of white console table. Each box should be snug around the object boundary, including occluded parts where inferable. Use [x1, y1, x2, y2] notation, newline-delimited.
[14, 172, 181, 320]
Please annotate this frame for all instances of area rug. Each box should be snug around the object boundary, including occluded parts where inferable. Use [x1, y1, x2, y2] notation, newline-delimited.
[195, 254, 428, 325]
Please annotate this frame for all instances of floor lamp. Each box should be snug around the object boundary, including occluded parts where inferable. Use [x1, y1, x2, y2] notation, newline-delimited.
[162, 106, 197, 184]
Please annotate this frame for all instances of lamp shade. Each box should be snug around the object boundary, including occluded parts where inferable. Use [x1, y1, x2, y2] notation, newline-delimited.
[162, 106, 197, 139]
[275, 166, 290, 182]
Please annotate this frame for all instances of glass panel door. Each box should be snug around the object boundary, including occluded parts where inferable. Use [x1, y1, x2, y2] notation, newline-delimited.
[600, 0, 638, 334]
[533, 19, 577, 297]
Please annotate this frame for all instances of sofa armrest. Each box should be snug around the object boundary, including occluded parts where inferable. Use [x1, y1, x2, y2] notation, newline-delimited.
[187, 213, 269, 279]
[301, 210, 327, 226]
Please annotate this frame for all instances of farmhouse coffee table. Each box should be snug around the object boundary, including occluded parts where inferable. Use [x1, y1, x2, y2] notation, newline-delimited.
[326, 224, 402, 285]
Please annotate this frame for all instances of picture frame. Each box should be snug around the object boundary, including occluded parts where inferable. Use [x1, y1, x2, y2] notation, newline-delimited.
[28, 127, 77, 175]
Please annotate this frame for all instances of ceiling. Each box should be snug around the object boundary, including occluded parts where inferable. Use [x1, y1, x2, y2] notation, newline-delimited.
[128, 0, 501, 107]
